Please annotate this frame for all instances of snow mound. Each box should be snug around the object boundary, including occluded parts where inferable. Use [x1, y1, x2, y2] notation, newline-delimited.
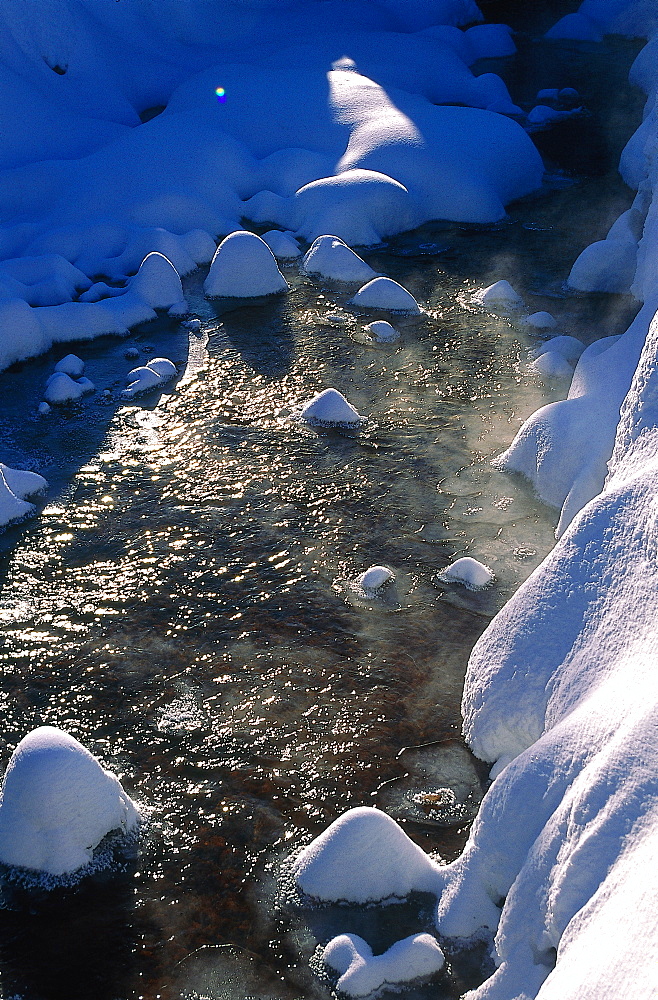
[0, 463, 47, 531]
[130, 252, 187, 311]
[438, 556, 494, 590]
[54, 354, 84, 377]
[302, 236, 378, 283]
[356, 565, 395, 590]
[472, 279, 523, 311]
[204, 231, 288, 299]
[261, 230, 301, 259]
[0, 726, 138, 876]
[122, 358, 177, 399]
[523, 311, 557, 330]
[464, 24, 516, 61]
[545, 12, 603, 41]
[298, 388, 364, 429]
[530, 336, 585, 362]
[530, 351, 574, 379]
[323, 933, 444, 997]
[292, 806, 440, 903]
[44, 372, 95, 404]
[568, 237, 638, 293]
[365, 320, 400, 343]
[350, 277, 421, 314]
[528, 105, 579, 125]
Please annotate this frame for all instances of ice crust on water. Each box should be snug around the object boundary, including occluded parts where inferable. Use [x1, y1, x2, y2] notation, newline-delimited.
[0, 462, 47, 530]
[323, 933, 445, 997]
[365, 320, 399, 343]
[438, 556, 494, 590]
[0, 726, 139, 876]
[471, 279, 523, 311]
[302, 236, 378, 284]
[298, 388, 364, 428]
[349, 277, 421, 314]
[356, 565, 395, 590]
[204, 231, 288, 299]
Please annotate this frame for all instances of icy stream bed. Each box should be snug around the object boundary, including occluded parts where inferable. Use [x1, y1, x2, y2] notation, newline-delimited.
[0, 24, 645, 1000]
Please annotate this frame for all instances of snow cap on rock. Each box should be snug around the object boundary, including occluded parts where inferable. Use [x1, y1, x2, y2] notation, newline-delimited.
[302, 236, 378, 283]
[54, 354, 85, 378]
[44, 372, 95, 404]
[262, 230, 301, 259]
[472, 279, 523, 311]
[324, 932, 445, 997]
[130, 252, 186, 310]
[530, 335, 584, 363]
[366, 320, 400, 342]
[439, 556, 493, 591]
[357, 565, 394, 590]
[530, 351, 574, 379]
[0, 726, 139, 875]
[204, 231, 288, 298]
[350, 277, 421, 314]
[0, 463, 47, 531]
[523, 311, 557, 330]
[299, 388, 364, 428]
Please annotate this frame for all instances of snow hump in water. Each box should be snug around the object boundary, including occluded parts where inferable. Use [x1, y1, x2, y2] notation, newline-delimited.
[298, 388, 364, 428]
[356, 565, 395, 590]
[293, 806, 440, 903]
[323, 932, 445, 997]
[350, 277, 421, 314]
[0, 462, 47, 531]
[0, 726, 139, 876]
[204, 231, 288, 299]
[439, 556, 494, 590]
[302, 236, 378, 283]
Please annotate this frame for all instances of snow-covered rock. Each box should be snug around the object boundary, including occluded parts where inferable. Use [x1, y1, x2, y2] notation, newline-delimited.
[0, 726, 138, 876]
[122, 357, 177, 398]
[54, 353, 84, 377]
[438, 556, 494, 590]
[472, 279, 523, 311]
[302, 236, 377, 283]
[298, 388, 364, 428]
[350, 277, 421, 314]
[365, 320, 400, 343]
[356, 565, 395, 590]
[530, 336, 585, 363]
[130, 252, 187, 311]
[204, 231, 288, 299]
[293, 806, 440, 903]
[323, 933, 445, 997]
[568, 237, 638, 293]
[530, 351, 574, 379]
[464, 24, 516, 61]
[0, 463, 47, 530]
[523, 311, 558, 331]
[261, 230, 301, 259]
[44, 372, 95, 404]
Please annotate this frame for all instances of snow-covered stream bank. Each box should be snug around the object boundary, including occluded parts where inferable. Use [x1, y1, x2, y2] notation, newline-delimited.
[0, 1, 655, 998]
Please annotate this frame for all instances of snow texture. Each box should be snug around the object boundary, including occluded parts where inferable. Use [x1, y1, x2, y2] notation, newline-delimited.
[523, 311, 557, 331]
[350, 277, 421, 314]
[44, 371, 95, 404]
[122, 357, 177, 398]
[471, 279, 523, 311]
[261, 230, 301, 259]
[204, 231, 288, 299]
[302, 236, 378, 283]
[530, 336, 584, 362]
[298, 388, 364, 429]
[356, 565, 395, 590]
[323, 933, 445, 997]
[529, 351, 574, 379]
[0, 726, 139, 875]
[438, 556, 494, 590]
[365, 320, 400, 342]
[54, 353, 84, 377]
[0, 462, 47, 531]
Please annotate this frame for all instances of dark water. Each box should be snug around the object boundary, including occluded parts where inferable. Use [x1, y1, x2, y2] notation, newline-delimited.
[0, 16, 644, 1000]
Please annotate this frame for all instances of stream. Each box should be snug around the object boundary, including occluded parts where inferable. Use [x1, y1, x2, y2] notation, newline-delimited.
[0, 8, 644, 1000]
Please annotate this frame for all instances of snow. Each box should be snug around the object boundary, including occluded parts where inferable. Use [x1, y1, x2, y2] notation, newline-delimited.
[365, 320, 400, 343]
[298, 388, 364, 429]
[438, 556, 494, 590]
[350, 277, 421, 314]
[0, 726, 138, 876]
[530, 336, 585, 363]
[471, 279, 523, 311]
[203, 231, 288, 299]
[44, 371, 95, 404]
[122, 357, 177, 398]
[292, 806, 441, 903]
[523, 311, 557, 331]
[261, 230, 301, 260]
[530, 351, 574, 379]
[323, 933, 445, 997]
[0, 462, 47, 531]
[302, 236, 378, 284]
[54, 353, 84, 377]
[356, 565, 395, 590]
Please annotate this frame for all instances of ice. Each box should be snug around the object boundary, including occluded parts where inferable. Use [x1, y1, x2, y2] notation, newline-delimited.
[44, 371, 95, 404]
[530, 336, 585, 362]
[261, 230, 301, 259]
[438, 557, 494, 591]
[365, 320, 400, 343]
[523, 311, 558, 331]
[0, 462, 47, 531]
[323, 932, 445, 997]
[471, 279, 523, 311]
[292, 806, 441, 903]
[203, 231, 288, 299]
[356, 565, 395, 590]
[54, 353, 84, 377]
[350, 277, 421, 314]
[0, 726, 138, 876]
[530, 351, 574, 379]
[302, 236, 378, 283]
[298, 388, 364, 429]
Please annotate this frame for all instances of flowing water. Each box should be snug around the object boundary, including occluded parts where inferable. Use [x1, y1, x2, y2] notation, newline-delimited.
[0, 14, 644, 1000]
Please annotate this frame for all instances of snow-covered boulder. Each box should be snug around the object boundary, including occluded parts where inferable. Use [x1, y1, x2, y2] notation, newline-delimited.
[122, 357, 177, 398]
[302, 236, 378, 283]
[323, 933, 445, 997]
[0, 463, 47, 531]
[0, 726, 139, 876]
[530, 351, 574, 379]
[545, 12, 603, 41]
[464, 24, 516, 61]
[530, 336, 585, 363]
[130, 252, 187, 311]
[568, 238, 638, 293]
[523, 311, 557, 331]
[145, 357, 177, 379]
[472, 279, 523, 311]
[299, 388, 364, 428]
[204, 231, 288, 298]
[438, 556, 493, 590]
[356, 565, 395, 590]
[293, 806, 440, 903]
[350, 277, 421, 314]
[261, 230, 301, 259]
[44, 372, 95, 404]
[365, 320, 400, 342]
[54, 354, 85, 377]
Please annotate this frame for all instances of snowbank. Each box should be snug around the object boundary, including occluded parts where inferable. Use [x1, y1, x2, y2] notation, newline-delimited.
[0, 726, 139, 875]
[0, 0, 544, 369]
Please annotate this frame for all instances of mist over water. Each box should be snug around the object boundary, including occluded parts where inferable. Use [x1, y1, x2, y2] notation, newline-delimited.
[0, 15, 645, 1000]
